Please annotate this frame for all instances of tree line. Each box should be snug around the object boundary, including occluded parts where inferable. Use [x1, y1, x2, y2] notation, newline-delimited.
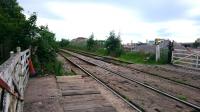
[0, 0, 62, 75]
[60, 31, 123, 57]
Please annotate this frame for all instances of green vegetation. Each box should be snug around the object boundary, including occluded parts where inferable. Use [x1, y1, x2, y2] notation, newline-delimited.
[177, 95, 187, 101]
[0, 0, 63, 76]
[59, 39, 70, 48]
[87, 33, 96, 51]
[60, 31, 168, 64]
[64, 71, 76, 76]
[105, 31, 123, 57]
[159, 48, 169, 64]
[193, 38, 200, 48]
[61, 31, 169, 64]
[0, 0, 36, 62]
[119, 52, 156, 64]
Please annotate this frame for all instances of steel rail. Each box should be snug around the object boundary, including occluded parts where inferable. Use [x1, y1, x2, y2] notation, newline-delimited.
[59, 53, 144, 112]
[65, 48, 200, 90]
[60, 49, 200, 111]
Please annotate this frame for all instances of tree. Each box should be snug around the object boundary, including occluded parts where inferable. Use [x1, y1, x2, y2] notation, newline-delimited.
[0, 0, 62, 75]
[60, 39, 70, 48]
[32, 25, 60, 74]
[105, 31, 122, 57]
[35, 26, 57, 63]
[193, 38, 200, 48]
[87, 33, 96, 51]
[0, 0, 37, 62]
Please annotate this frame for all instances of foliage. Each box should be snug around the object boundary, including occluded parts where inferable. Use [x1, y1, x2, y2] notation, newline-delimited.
[105, 31, 123, 57]
[0, 0, 63, 75]
[158, 48, 169, 64]
[119, 51, 154, 64]
[0, 0, 37, 62]
[193, 38, 200, 48]
[177, 95, 187, 101]
[35, 26, 56, 63]
[87, 33, 96, 51]
[31, 26, 62, 75]
[60, 38, 70, 48]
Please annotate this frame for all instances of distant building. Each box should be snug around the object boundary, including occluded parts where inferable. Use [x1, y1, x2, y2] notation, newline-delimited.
[123, 43, 136, 51]
[71, 37, 87, 43]
[180, 42, 193, 48]
[146, 40, 155, 45]
[71, 37, 88, 46]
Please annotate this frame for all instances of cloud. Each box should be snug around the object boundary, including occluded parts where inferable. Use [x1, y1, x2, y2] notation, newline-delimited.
[18, 0, 64, 20]
[157, 28, 173, 37]
[127, 0, 190, 22]
[17, 0, 200, 43]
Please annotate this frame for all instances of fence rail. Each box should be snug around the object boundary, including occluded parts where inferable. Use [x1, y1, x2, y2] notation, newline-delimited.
[172, 48, 200, 70]
[0, 48, 30, 112]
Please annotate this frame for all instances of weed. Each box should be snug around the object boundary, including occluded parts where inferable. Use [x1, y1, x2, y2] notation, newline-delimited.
[65, 71, 76, 76]
[177, 95, 187, 101]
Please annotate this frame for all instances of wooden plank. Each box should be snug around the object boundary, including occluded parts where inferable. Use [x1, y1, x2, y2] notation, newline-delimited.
[174, 49, 188, 51]
[173, 63, 200, 70]
[61, 94, 105, 104]
[173, 60, 200, 65]
[173, 56, 196, 60]
[63, 103, 115, 112]
[62, 89, 100, 96]
[64, 105, 116, 112]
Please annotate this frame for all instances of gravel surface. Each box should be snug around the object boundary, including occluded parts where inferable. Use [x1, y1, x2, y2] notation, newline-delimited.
[129, 64, 200, 88]
[67, 56, 196, 112]
[57, 54, 135, 112]
[63, 50, 200, 106]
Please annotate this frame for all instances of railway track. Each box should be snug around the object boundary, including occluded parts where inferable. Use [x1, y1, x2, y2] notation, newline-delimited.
[61, 49, 200, 106]
[65, 49, 200, 90]
[60, 50, 200, 112]
[59, 53, 144, 112]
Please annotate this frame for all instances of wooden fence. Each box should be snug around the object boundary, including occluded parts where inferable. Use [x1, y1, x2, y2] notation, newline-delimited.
[172, 48, 200, 70]
[0, 48, 30, 112]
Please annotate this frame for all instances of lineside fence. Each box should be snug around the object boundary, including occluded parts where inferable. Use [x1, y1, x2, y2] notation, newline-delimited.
[172, 48, 200, 70]
[0, 47, 30, 112]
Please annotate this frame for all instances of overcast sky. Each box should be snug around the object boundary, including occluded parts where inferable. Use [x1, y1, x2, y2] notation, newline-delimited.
[18, 0, 200, 43]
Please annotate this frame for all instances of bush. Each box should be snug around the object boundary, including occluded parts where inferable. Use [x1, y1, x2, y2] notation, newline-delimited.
[45, 61, 63, 76]
[158, 48, 169, 64]
[105, 31, 122, 57]
[87, 33, 96, 51]
[60, 39, 70, 48]
[119, 51, 156, 64]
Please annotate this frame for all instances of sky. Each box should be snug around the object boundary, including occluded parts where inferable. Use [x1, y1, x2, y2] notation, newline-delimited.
[18, 0, 200, 43]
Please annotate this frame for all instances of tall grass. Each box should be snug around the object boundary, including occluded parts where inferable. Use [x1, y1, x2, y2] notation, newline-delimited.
[119, 51, 156, 64]
[65, 45, 169, 64]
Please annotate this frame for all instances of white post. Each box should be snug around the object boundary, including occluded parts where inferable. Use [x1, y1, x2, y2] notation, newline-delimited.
[171, 51, 174, 64]
[156, 45, 160, 62]
[196, 55, 199, 68]
[17, 47, 21, 53]
[10, 51, 14, 57]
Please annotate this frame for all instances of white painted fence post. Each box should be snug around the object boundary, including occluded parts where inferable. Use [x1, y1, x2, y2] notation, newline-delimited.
[17, 47, 21, 53]
[0, 48, 30, 112]
[10, 51, 14, 57]
[156, 45, 160, 62]
[196, 55, 199, 68]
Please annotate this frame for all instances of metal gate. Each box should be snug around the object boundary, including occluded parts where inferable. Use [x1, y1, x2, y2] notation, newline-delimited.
[172, 48, 200, 70]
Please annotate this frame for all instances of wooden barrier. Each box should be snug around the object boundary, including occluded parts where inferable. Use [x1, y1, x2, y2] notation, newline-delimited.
[0, 48, 30, 112]
[172, 48, 200, 70]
